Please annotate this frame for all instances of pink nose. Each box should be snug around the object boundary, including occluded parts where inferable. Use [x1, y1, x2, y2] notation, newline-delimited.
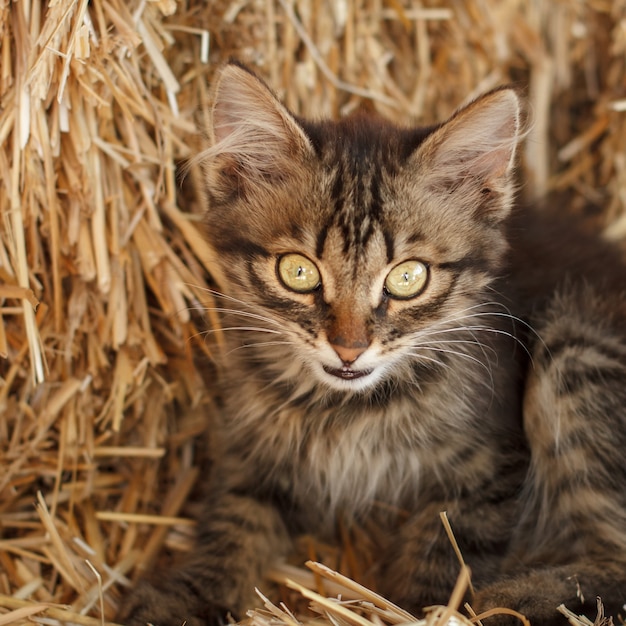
[331, 343, 367, 365]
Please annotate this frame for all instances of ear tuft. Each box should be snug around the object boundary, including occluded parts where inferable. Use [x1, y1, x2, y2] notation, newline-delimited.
[441, 88, 519, 176]
[203, 62, 313, 194]
[415, 88, 521, 219]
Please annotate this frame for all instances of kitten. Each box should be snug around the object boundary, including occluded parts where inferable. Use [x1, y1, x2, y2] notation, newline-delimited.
[119, 62, 626, 626]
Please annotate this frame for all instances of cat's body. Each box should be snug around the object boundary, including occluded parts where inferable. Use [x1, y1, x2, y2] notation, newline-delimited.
[119, 63, 626, 626]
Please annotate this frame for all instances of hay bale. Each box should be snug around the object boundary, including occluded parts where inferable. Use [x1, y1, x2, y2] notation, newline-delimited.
[0, 1, 624, 624]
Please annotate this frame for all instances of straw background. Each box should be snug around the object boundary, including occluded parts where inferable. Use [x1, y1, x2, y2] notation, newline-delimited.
[1, 0, 625, 624]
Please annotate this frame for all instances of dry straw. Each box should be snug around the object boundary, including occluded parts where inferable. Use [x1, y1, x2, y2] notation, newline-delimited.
[0, 0, 625, 625]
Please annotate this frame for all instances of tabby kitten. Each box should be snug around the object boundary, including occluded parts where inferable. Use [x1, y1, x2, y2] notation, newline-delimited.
[119, 62, 626, 626]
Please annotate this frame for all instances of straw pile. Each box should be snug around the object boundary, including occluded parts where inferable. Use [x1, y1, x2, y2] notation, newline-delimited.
[1, 1, 625, 625]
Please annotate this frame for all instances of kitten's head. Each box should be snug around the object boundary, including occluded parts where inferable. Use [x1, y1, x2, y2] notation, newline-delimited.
[201, 62, 521, 394]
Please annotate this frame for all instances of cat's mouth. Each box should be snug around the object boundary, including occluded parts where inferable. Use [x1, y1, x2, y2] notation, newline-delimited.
[323, 365, 373, 381]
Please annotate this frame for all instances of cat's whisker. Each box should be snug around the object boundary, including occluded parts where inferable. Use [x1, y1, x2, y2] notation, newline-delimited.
[190, 287, 273, 315]
[180, 301, 288, 334]
[412, 335, 499, 383]
[225, 340, 296, 357]
[185, 284, 290, 327]
[407, 345, 489, 370]
[414, 301, 530, 333]
[204, 307, 286, 328]
[403, 351, 453, 370]
[487, 289, 552, 366]
[204, 325, 284, 335]
[415, 337, 499, 358]
[193, 323, 289, 356]
[187, 285, 254, 307]
[406, 345, 495, 391]
[412, 319, 534, 361]
[437, 303, 545, 351]
[189, 328, 288, 357]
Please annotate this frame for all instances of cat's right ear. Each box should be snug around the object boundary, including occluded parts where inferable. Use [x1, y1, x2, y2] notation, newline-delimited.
[205, 62, 313, 196]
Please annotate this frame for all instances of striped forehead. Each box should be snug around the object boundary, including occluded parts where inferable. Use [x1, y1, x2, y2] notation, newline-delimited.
[315, 147, 396, 263]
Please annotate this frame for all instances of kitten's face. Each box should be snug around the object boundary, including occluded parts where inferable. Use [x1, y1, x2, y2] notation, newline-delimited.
[202, 63, 520, 394]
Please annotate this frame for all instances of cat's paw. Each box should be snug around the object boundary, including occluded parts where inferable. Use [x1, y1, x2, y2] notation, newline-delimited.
[474, 563, 626, 626]
[117, 578, 228, 626]
[472, 573, 576, 626]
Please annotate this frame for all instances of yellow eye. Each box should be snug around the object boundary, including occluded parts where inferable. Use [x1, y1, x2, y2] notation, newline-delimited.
[385, 260, 428, 299]
[277, 254, 321, 293]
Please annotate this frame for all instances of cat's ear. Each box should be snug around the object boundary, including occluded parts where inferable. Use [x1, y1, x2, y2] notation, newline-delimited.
[205, 62, 313, 195]
[415, 88, 521, 217]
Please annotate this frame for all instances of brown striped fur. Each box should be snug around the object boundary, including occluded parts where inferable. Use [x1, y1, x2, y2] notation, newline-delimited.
[118, 62, 626, 626]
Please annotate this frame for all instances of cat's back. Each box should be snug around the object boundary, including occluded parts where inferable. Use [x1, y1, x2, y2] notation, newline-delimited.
[503, 201, 626, 315]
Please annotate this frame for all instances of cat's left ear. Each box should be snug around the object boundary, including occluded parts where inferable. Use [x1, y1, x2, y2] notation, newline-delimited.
[415, 88, 521, 215]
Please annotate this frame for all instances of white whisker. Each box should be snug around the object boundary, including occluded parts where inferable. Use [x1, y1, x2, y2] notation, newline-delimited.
[404, 351, 453, 369]
[206, 325, 284, 335]
[204, 308, 284, 328]
[226, 340, 296, 357]
[416, 338, 499, 358]
[407, 345, 491, 372]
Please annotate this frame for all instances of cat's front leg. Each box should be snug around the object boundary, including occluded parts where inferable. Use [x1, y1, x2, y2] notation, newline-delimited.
[117, 490, 291, 626]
